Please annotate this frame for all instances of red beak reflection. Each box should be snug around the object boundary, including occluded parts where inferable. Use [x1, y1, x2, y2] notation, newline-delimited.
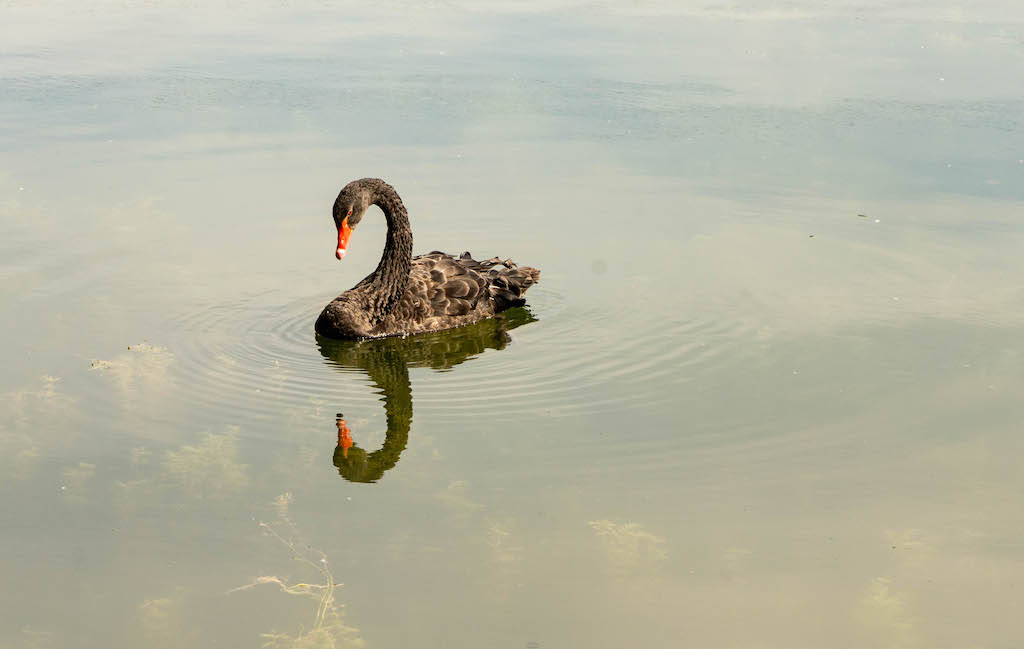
[336, 414, 353, 458]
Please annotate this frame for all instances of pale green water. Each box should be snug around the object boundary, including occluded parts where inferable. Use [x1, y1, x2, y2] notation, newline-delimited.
[2, 2, 1024, 647]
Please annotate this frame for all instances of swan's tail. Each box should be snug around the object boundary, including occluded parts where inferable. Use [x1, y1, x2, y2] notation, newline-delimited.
[457, 252, 540, 313]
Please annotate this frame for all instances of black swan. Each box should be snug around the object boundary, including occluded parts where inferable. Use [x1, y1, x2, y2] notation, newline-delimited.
[315, 178, 541, 339]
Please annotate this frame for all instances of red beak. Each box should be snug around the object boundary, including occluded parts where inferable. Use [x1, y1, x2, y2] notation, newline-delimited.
[336, 217, 353, 260]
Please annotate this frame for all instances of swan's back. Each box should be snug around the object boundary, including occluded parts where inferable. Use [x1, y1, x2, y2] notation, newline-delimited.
[419, 251, 540, 315]
[364, 251, 539, 338]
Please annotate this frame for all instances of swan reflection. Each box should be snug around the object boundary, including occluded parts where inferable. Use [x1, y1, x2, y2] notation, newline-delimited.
[316, 307, 537, 483]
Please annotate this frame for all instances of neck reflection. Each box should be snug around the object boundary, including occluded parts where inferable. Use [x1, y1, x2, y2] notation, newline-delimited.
[317, 308, 537, 483]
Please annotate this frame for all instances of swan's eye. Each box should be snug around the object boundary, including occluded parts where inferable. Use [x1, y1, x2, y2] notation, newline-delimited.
[347, 209, 353, 216]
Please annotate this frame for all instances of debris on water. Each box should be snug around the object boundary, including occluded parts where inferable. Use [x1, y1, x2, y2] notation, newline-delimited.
[858, 214, 867, 218]
[875, 219, 881, 223]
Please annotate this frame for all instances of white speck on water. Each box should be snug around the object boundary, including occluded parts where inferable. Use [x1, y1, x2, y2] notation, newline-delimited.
[939, 77, 945, 82]
[19, 186, 24, 191]
[892, 296, 900, 301]
[875, 219, 881, 223]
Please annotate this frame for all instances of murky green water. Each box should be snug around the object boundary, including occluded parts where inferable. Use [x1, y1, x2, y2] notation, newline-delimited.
[3, 1, 1024, 647]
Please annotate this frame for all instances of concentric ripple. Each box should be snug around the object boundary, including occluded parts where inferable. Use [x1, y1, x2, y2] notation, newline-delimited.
[408, 283, 763, 419]
[83, 277, 764, 445]
[163, 292, 371, 432]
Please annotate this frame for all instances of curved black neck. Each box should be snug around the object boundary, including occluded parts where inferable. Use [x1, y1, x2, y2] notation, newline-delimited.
[367, 181, 412, 319]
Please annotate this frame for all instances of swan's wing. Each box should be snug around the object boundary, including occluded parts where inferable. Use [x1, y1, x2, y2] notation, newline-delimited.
[456, 251, 541, 312]
[411, 250, 540, 319]
[412, 251, 490, 317]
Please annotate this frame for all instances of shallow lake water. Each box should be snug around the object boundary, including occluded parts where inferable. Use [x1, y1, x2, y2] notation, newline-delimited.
[2, 1, 1024, 647]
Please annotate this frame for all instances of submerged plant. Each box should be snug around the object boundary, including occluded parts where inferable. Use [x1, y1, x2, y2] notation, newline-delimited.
[857, 577, 919, 649]
[162, 426, 248, 498]
[0, 375, 75, 481]
[89, 342, 174, 396]
[589, 519, 668, 573]
[230, 493, 364, 649]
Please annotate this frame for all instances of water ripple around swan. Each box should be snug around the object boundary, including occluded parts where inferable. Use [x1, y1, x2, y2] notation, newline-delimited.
[148, 280, 761, 442]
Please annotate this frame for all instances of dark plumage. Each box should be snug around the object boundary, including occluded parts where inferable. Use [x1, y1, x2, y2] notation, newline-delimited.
[315, 178, 541, 340]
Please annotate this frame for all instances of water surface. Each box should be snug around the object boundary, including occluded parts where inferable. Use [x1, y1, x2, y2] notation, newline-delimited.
[2, 1, 1024, 647]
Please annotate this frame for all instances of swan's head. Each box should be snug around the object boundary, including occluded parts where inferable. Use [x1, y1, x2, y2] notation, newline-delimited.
[332, 179, 375, 260]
